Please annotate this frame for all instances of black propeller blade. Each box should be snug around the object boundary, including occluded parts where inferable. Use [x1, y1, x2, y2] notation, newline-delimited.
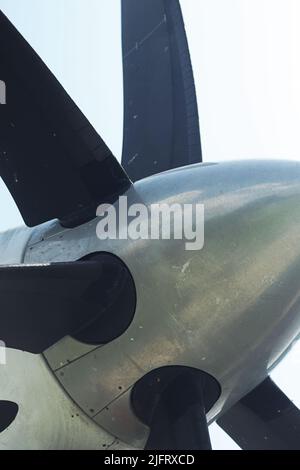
[131, 367, 220, 450]
[121, 0, 202, 182]
[0, 10, 130, 228]
[217, 377, 300, 449]
[145, 371, 211, 450]
[0, 253, 136, 354]
[0, 1, 202, 227]
[0, 401, 18, 433]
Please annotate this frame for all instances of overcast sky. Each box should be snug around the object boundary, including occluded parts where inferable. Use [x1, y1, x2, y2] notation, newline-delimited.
[0, 0, 300, 450]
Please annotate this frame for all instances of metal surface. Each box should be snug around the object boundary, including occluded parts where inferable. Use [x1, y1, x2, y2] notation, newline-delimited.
[1, 160, 300, 448]
[0, 349, 123, 450]
[0, 225, 32, 264]
[21, 159, 300, 447]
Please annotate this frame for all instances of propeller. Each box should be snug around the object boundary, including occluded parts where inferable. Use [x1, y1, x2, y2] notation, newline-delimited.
[145, 372, 212, 450]
[0, 10, 130, 228]
[0, 8, 136, 355]
[131, 367, 220, 450]
[0, 253, 136, 354]
[1, 0, 298, 452]
[121, 0, 202, 181]
[217, 377, 300, 449]
[3, 0, 205, 449]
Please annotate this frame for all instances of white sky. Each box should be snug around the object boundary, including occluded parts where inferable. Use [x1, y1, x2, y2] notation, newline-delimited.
[0, 0, 300, 450]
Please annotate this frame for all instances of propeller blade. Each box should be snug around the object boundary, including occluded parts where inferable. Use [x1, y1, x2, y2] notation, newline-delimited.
[0, 401, 18, 433]
[0, 253, 135, 354]
[145, 370, 211, 450]
[132, 368, 220, 450]
[217, 377, 300, 449]
[121, 0, 202, 182]
[0, 10, 130, 228]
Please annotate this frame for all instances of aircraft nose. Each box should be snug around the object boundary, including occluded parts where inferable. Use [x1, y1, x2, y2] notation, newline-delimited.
[194, 160, 300, 371]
